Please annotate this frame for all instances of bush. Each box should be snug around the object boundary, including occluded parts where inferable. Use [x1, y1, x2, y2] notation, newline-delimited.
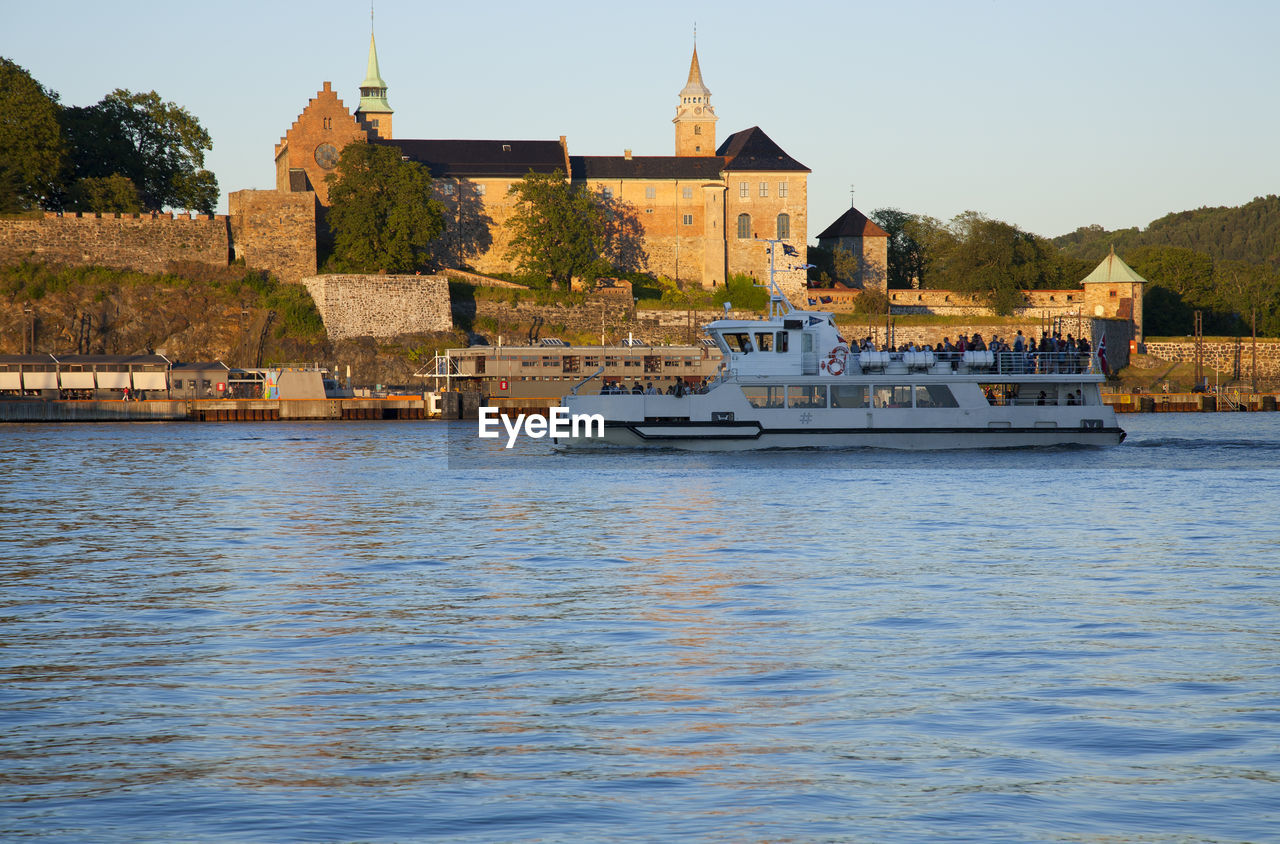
[712, 273, 770, 312]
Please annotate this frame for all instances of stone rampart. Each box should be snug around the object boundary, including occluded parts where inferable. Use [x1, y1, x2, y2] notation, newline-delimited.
[0, 211, 230, 274]
[1143, 340, 1280, 379]
[302, 274, 452, 339]
[888, 288, 1089, 317]
[228, 190, 317, 284]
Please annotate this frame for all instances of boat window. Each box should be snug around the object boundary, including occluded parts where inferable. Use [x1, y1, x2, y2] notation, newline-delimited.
[831, 384, 868, 408]
[754, 332, 773, 352]
[742, 385, 786, 408]
[723, 333, 752, 353]
[787, 384, 827, 408]
[775, 331, 789, 353]
[980, 383, 1020, 406]
[872, 384, 913, 408]
[915, 385, 958, 408]
[802, 333, 814, 353]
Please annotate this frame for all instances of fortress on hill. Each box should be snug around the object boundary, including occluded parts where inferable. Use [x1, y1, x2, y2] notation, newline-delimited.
[0, 31, 1145, 356]
[267, 33, 812, 295]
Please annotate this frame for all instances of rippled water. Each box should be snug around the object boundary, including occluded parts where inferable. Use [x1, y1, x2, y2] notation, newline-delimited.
[2, 415, 1278, 842]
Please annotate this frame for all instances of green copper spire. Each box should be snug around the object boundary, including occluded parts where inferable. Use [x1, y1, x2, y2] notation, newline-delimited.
[357, 30, 391, 115]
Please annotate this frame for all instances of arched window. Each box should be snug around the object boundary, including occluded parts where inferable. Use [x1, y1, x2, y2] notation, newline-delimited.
[777, 213, 791, 239]
[737, 214, 751, 239]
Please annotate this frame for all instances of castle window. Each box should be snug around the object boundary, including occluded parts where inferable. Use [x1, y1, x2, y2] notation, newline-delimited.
[601, 186, 613, 199]
[323, 117, 332, 130]
[759, 182, 769, 197]
[694, 126, 702, 135]
[683, 187, 693, 199]
[737, 214, 751, 239]
[476, 184, 486, 195]
[646, 186, 656, 200]
[777, 213, 791, 239]
[441, 183, 455, 196]
[739, 182, 748, 198]
[683, 214, 693, 225]
[778, 182, 788, 198]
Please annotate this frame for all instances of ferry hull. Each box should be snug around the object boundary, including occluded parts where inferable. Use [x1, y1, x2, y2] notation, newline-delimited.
[558, 422, 1126, 451]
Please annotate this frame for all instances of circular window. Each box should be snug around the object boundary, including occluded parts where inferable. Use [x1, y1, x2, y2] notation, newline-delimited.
[314, 143, 339, 170]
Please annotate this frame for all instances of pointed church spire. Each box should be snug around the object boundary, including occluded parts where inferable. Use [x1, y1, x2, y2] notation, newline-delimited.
[356, 17, 393, 139]
[674, 40, 716, 156]
[682, 46, 711, 99]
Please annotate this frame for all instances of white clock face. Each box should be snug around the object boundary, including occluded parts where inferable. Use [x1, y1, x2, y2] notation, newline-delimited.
[315, 143, 339, 169]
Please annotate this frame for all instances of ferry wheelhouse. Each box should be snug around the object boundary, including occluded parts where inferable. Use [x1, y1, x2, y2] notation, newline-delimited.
[557, 242, 1126, 450]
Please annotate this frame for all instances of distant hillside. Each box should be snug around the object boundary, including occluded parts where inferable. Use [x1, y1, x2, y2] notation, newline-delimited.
[1054, 195, 1280, 269]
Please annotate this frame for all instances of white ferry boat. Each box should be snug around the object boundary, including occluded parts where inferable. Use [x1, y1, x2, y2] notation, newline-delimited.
[557, 243, 1125, 451]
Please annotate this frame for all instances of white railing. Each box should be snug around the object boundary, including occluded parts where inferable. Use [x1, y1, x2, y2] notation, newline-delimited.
[853, 349, 1102, 376]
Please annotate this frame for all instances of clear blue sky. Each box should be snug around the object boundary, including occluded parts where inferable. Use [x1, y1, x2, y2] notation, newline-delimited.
[5, 0, 1277, 239]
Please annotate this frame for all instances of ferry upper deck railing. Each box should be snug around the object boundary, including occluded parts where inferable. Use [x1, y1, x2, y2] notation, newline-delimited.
[853, 349, 1103, 376]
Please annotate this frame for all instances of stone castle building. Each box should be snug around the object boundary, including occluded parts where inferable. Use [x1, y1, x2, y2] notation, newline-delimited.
[270, 37, 811, 296]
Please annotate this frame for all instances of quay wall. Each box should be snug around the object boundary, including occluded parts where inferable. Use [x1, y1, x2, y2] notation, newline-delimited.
[0, 212, 231, 275]
[0, 397, 431, 423]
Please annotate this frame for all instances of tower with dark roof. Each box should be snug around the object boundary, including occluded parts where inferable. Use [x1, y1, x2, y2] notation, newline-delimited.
[673, 47, 717, 156]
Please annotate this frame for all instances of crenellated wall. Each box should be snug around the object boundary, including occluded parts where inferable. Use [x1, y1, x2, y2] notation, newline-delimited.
[0, 211, 230, 274]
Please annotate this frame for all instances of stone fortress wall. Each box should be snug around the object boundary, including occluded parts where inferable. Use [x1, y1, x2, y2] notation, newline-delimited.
[302, 274, 452, 340]
[0, 211, 230, 274]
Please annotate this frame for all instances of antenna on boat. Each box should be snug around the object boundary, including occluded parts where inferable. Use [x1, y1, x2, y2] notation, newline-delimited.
[754, 237, 809, 319]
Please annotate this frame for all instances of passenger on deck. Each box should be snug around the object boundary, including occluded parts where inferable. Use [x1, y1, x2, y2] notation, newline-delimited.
[631, 382, 643, 395]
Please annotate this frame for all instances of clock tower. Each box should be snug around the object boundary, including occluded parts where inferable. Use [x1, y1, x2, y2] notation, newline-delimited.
[673, 46, 717, 157]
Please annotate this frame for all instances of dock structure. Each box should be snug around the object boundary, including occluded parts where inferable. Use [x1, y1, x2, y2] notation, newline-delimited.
[0, 397, 435, 423]
[1104, 391, 1279, 412]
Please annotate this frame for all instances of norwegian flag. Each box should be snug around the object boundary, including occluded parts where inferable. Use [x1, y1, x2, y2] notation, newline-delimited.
[1097, 335, 1109, 375]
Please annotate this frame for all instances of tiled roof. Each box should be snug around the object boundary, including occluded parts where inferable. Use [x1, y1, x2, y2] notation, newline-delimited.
[374, 138, 566, 178]
[717, 127, 809, 172]
[816, 206, 889, 240]
[570, 155, 726, 180]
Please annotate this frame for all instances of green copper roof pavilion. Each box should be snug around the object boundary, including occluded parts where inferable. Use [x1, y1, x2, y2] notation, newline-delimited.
[1081, 245, 1148, 285]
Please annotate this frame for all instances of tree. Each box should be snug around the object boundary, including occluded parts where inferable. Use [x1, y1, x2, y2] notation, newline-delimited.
[870, 208, 927, 289]
[505, 170, 609, 287]
[66, 174, 142, 213]
[324, 142, 445, 273]
[61, 89, 218, 213]
[931, 212, 1059, 315]
[0, 58, 65, 212]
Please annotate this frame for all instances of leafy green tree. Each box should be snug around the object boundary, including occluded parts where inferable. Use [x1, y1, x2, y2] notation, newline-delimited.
[61, 89, 218, 213]
[324, 142, 445, 273]
[0, 58, 65, 212]
[66, 174, 142, 213]
[505, 170, 609, 287]
[870, 208, 928, 289]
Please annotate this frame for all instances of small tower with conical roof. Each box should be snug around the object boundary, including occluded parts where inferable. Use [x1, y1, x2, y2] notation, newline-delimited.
[355, 27, 393, 140]
[673, 45, 716, 156]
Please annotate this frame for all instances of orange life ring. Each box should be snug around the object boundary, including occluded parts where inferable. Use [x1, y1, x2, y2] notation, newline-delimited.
[827, 346, 847, 376]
